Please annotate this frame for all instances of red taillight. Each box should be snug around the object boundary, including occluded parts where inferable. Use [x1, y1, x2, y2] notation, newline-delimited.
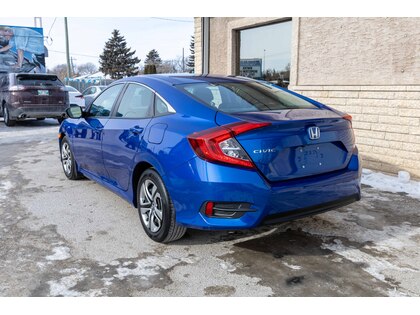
[188, 121, 271, 169]
[75, 94, 84, 99]
[343, 114, 352, 122]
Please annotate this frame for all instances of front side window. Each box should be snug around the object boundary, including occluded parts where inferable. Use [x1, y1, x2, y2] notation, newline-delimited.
[179, 81, 317, 113]
[89, 84, 123, 117]
[115, 84, 154, 119]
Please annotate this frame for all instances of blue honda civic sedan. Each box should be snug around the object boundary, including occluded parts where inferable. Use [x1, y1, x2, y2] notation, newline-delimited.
[59, 75, 361, 243]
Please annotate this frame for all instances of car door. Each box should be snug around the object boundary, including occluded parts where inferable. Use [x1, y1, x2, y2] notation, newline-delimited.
[101, 83, 155, 191]
[72, 84, 124, 180]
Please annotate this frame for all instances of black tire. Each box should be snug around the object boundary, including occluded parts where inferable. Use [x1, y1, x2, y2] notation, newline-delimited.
[60, 136, 83, 180]
[37, 117, 46, 121]
[137, 168, 187, 243]
[57, 117, 64, 124]
[3, 105, 16, 127]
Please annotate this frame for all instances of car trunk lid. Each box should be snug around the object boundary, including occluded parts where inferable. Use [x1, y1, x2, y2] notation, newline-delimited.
[216, 109, 355, 182]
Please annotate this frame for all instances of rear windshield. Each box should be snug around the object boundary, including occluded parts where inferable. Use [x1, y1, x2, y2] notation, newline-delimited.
[178, 81, 317, 113]
[16, 75, 64, 87]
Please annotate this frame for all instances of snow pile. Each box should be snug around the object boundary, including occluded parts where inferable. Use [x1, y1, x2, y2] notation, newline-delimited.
[361, 169, 420, 200]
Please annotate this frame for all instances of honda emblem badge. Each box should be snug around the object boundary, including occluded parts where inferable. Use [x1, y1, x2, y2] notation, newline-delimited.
[308, 126, 321, 140]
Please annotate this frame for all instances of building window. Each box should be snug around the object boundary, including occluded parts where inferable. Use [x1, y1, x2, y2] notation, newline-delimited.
[238, 20, 292, 88]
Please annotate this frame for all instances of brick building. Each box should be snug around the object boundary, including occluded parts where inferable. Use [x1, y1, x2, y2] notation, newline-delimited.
[194, 17, 420, 177]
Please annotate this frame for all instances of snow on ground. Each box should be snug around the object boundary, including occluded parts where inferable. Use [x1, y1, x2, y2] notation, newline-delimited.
[0, 126, 58, 139]
[361, 168, 420, 200]
[45, 246, 72, 261]
[0, 180, 13, 200]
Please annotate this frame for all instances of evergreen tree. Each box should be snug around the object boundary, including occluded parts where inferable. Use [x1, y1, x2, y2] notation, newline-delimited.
[144, 49, 162, 66]
[144, 64, 157, 74]
[187, 35, 195, 73]
[99, 29, 140, 79]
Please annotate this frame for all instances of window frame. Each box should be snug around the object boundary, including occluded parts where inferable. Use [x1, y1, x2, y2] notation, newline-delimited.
[235, 18, 292, 80]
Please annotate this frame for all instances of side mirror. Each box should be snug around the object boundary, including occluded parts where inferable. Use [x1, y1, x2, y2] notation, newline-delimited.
[66, 105, 83, 119]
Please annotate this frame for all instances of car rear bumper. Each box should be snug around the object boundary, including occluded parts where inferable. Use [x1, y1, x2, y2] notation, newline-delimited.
[9, 105, 68, 119]
[164, 150, 361, 230]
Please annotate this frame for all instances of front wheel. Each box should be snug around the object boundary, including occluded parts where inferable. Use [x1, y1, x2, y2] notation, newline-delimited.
[3, 106, 16, 127]
[60, 137, 83, 180]
[137, 169, 186, 243]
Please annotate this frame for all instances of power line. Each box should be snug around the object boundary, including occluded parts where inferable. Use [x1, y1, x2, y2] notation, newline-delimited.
[45, 17, 57, 46]
[47, 17, 57, 38]
[49, 49, 99, 59]
[150, 17, 193, 23]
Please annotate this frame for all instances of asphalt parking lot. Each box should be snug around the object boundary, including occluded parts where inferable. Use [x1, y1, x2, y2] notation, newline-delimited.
[0, 118, 419, 296]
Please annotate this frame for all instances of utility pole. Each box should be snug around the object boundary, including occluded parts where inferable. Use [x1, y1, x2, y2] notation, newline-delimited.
[263, 49, 266, 76]
[34, 17, 43, 28]
[182, 48, 185, 72]
[64, 17, 72, 79]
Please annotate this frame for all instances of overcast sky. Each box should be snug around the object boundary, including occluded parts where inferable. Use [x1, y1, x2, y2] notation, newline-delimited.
[0, 17, 194, 70]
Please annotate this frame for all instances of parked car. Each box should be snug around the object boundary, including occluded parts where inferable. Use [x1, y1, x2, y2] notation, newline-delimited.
[66, 85, 85, 108]
[81, 85, 106, 106]
[0, 73, 69, 126]
[59, 75, 361, 243]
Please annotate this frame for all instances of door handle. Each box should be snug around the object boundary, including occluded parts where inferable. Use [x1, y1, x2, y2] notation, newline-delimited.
[129, 126, 144, 135]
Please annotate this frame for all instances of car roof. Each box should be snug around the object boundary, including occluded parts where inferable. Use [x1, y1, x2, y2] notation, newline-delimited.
[121, 74, 255, 86]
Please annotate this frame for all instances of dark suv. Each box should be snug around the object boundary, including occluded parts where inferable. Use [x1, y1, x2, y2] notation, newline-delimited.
[0, 73, 69, 126]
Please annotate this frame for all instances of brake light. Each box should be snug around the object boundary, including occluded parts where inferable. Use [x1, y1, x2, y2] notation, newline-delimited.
[343, 114, 352, 122]
[75, 94, 84, 99]
[188, 121, 271, 169]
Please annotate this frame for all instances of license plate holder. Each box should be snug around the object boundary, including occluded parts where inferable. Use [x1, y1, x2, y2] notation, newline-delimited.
[37, 90, 49, 96]
[295, 145, 325, 169]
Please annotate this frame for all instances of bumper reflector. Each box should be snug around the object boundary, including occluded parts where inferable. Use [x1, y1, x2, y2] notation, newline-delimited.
[202, 202, 254, 219]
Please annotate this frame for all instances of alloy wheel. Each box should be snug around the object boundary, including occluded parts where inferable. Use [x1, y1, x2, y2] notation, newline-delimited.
[139, 179, 163, 233]
[61, 142, 72, 176]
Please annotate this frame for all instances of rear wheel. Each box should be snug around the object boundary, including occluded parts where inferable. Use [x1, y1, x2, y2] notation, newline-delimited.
[3, 105, 16, 127]
[36, 118, 45, 121]
[60, 137, 83, 180]
[137, 169, 186, 243]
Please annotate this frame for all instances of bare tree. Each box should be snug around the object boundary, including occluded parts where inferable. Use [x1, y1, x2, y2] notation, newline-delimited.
[48, 64, 68, 81]
[77, 62, 98, 76]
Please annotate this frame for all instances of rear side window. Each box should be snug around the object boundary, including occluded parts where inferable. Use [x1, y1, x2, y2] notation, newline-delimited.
[178, 81, 317, 113]
[155, 95, 175, 116]
[115, 84, 154, 119]
[89, 84, 123, 117]
[16, 75, 63, 87]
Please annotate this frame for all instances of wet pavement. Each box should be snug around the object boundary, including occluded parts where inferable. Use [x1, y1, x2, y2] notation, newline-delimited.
[0, 119, 419, 296]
